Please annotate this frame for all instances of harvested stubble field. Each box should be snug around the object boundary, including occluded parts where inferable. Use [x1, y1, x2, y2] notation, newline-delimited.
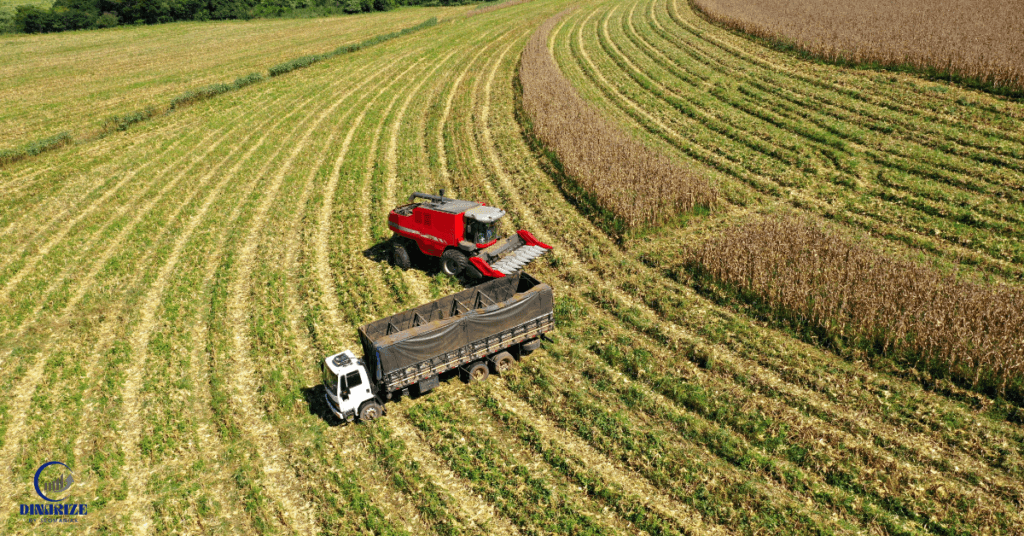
[0, 5, 471, 151]
[0, 0, 1022, 535]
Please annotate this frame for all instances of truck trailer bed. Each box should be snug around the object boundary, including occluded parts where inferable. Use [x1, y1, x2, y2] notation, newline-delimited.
[359, 273, 554, 393]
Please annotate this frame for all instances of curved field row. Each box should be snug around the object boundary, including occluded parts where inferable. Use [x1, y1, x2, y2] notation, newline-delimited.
[0, 5, 474, 152]
[555, 0, 1024, 280]
[0, 0, 1020, 534]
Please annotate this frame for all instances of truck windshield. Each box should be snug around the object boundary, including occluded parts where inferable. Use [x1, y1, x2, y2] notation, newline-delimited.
[322, 364, 340, 396]
[467, 220, 497, 244]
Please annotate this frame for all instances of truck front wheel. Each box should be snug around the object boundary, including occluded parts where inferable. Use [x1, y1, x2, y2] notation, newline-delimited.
[440, 249, 467, 276]
[359, 400, 383, 421]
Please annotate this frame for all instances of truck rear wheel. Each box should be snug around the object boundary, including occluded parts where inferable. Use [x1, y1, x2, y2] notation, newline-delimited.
[440, 249, 467, 276]
[493, 352, 515, 375]
[465, 362, 489, 383]
[359, 400, 383, 421]
[392, 242, 411, 270]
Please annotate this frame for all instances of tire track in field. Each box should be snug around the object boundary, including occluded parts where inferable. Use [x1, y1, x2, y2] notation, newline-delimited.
[173, 57, 387, 532]
[0, 127, 224, 350]
[221, 57, 419, 535]
[62, 87, 296, 468]
[385, 406, 524, 536]
[382, 48, 464, 304]
[267, 55, 418, 533]
[433, 28, 512, 187]
[313, 52, 418, 346]
[423, 383, 642, 536]
[483, 383, 729, 536]
[342, 32, 520, 530]
[376, 34, 537, 535]
[0, 108, 271, 512]
[335, 56, 445, 534]
[0, 122, 195, 272]
[437, 26, 688, 533]
[565, 6, 1024, 496]
[489, 11, 1020, 528]
[118, 82, 341, 534]
[463, 16, 864, 532]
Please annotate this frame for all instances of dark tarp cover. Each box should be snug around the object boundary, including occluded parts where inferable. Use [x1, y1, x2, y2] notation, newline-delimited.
[359, 273, 553, 378]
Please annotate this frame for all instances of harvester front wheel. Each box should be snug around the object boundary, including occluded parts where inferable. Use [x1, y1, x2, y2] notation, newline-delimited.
[440, 249, 467, 276]
[392, 242, 411, 270]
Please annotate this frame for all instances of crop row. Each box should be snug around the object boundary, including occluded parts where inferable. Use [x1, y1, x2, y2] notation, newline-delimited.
[552, 0, 1024, 277]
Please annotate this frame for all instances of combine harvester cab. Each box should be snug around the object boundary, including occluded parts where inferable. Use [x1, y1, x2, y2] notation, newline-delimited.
[321, 272, 554, 422]
[387, 190, 552, 278]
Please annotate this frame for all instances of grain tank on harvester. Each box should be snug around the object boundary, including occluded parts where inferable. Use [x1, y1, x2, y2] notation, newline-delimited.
[388, 191, 552, 278]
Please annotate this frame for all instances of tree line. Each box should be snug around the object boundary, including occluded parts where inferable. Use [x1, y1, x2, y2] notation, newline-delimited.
[1, 0, 483, 34]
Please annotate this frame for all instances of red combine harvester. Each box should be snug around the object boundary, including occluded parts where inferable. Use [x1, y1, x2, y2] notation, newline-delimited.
[388, 191, 552, 278]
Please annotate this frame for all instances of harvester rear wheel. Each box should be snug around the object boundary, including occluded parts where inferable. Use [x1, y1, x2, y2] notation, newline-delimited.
[440, 249, 467, 276]
[392, 242, 411, 270]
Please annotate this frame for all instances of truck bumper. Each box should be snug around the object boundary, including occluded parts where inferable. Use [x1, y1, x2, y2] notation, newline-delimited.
[324, 393, 355, 422]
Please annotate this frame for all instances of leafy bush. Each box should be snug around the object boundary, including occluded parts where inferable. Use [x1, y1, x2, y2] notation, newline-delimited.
[0, 132, 73, 167]
[0, 10, 14, 33]
[95, 11, 118, 28]
[103, 106, 159, 132]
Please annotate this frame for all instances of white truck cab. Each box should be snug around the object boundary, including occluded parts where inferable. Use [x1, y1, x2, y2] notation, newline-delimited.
[321, 350, 381, 422]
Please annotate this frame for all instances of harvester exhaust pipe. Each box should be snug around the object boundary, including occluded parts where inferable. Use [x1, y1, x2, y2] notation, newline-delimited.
[408, 191, 444, 203]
